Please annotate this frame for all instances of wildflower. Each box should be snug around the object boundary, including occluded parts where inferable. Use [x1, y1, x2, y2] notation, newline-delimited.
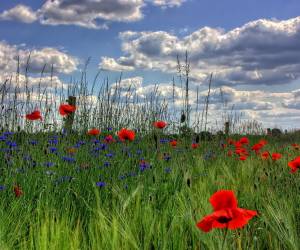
[49, 147, 58, 153]
[139, 160, 150, 172]
[87, 128, 100, 136]
[153, 121, 167, 129]
[59, 104, 76, 116]
[62, 156, 75, 163]
[271, 153, 282, 161]
[104, 135, 114, 143]
[44, 162, 54, 167]
[227, 150, 233, 157]
[13, 185, 23, 198]
[66, 147, 77, 155]
[170, 140, 177, 147]
[0, 185, 6, 191]
[25, 110, 42, 121]
[239, 137, 249, 145]
[196, 190, 257, 232]
[261, 151, 269, 160]
[288, 156, 300, 173]
[165, 167, 171, 173]
[96, 181, 106, 188]
[191, 143, 199, 149]
[239, 155, 247, 161]
[28, 140, 38, 145]
[118, 128, 135, 142]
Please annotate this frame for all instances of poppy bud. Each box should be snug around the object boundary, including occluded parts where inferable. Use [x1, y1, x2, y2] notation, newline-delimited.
[180, 113, 186, 123]
[187, 178, 191, 187]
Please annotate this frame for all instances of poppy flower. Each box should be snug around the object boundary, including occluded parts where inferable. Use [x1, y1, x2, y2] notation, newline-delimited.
[291, 144, 300, 150]
[13, 185, 23, 198]
[170, 140, 177, 147]
[118, 128, 135, 142]
[25, 110, 42, 121]
[153, 121, 167, 129]
[191, 143, 199, 149]
[59, 104, 76, 116]
[239, 155, 247, 161]
[288, 156, 300, 173]
[87, 128, 100, 136]
[261, 151, 269, 160]
[104, 135, 114, 143]
[196, 190, 257, 232]
[227, 138, 235, 145]
[239, 137, 249, 145]
[227, 150, 233, 157]
[271, 153, 282, 161]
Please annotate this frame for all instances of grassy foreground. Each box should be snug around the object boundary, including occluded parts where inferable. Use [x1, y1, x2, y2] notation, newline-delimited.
[0, 131, 299, 250]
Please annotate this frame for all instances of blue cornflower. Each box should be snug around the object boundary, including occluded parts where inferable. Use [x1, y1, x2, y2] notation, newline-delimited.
[0, 136, 7, 141]
[105, 153, 114, 158]
[103, 161, 110, 167]
[160, 138, 169, 144]
[0, 185, 6, 191]
[49, 147, 58, 153]
[28, 140, 38, 145]
[165, 167, 172, 173]
[6, 141, 17, 148]
[139, 161, 150, 172]
[96, 181, 106, 187]
[44, 162, 54, 167]
[48, 138, 58, 145]
[136, 149, 142, 155]
[107, 127, 112, 131]
[3, 131, 13, 136]
[62, 156, 75, 163]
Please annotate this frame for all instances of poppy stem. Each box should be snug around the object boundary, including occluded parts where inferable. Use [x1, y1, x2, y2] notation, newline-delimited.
[221, 227, 229, 250]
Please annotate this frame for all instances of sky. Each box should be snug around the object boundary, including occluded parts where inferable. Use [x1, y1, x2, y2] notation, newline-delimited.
[0, 0, 300, 130]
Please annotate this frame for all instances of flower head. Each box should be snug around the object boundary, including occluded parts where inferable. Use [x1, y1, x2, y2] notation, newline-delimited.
[288, 156, 300, 173]
[153, 121, 167, 129]
[87, 128, 100, 136]
[59, 104, 76, 116]
[118, 128, 135, 142]
[196, 190, 257, 232]
[25, 110, 42, 121]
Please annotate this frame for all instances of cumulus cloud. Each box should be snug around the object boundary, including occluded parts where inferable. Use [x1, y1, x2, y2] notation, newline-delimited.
[100, 16, 300, 87]
[0, 41, 79, 75]
[0, 0, 188, 29]
[151, 0, 186, 8]
[0, 4, 37, 23]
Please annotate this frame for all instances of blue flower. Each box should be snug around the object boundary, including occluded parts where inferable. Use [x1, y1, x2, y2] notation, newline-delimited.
[62, 156, 75, 163]
[104, 161, 110, 167]
[105, 153, 114, 158]
[0, 185, 6, 191]
[3, 131, 13, 136]
[28, 140, 38, 145]
[49, 147, 58, 153]
[165, 167, 172, 173]
[6, 141, 17, 148]
[44, 162, 54, 167]
[0, 136, 7, 141]
[96, 181, 106, 187]
[48, 138, 58, 145]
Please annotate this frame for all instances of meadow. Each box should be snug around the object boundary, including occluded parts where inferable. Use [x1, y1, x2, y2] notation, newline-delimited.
[0, 64, 299, 250]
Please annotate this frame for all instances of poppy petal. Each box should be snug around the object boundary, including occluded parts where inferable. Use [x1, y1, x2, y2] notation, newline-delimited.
[209, 190, 238, 211]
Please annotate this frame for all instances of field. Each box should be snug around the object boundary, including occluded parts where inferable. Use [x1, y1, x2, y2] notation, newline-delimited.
[0, 126, 299, 250]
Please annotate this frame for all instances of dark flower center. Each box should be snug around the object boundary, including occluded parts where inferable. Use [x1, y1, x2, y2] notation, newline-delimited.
[217, 216, 232, 224]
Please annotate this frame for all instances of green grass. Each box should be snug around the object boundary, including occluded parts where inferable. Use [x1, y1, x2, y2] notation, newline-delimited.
[0, 132, 299, 250]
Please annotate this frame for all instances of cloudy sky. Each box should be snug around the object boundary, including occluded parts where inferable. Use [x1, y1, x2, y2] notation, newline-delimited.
[0, 0, 300, 130]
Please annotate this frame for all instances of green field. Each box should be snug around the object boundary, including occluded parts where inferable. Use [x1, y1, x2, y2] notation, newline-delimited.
[0, 130, 299, 250]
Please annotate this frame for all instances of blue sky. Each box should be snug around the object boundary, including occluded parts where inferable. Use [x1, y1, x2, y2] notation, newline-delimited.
[0, 0, 300, 129]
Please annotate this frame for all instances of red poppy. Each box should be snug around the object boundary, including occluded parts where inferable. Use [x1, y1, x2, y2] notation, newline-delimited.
[271, 153, 282, 161]
[170, 140, 177, 147]
[258, 139, 268, 146]
[227, 138, 235, 145]
[261, 151, 269, 160]
[291, 143, 300, 150]
[13, 185, 23, 198]
[59, 104, 76, 116]
[288, 156, 300, 173]
[153, 121, 167, 129]
[227, 150, 233, 157]
[104, 135, 114, 143]
[25, 110, 42, 121]
[87, 128, 100, 136]
[239, 155, 247, 161]
[196, 190, 257, 232]
[118, 128, 135, 142]
[235, 147, 248, 156]
[239, 137, 249, 145]
[191, 143, 199, 149]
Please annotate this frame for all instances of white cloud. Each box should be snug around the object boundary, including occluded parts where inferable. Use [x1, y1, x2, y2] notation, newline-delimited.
[100, 16, 300, 87]
[0, 41, 79, 75]
[151, 0, 186, 8]
[0, 4, 37, 23]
